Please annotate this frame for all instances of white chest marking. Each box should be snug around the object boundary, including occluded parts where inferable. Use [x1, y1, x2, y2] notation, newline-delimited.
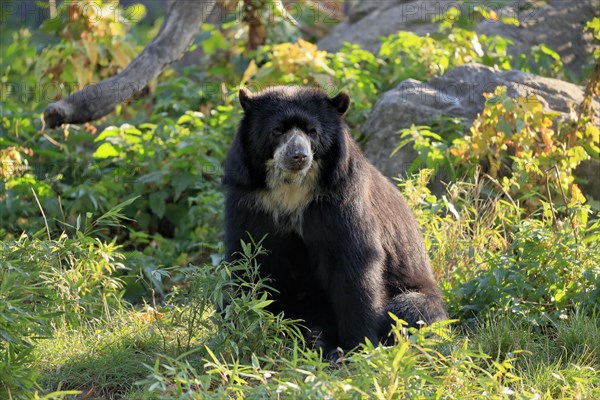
[256, 161, 319, 234]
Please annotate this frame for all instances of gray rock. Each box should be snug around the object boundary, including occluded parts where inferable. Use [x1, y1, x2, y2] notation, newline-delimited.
[345, 0, 404, 23]
[362, 63, 600, 198]
[318, 0, 599, 77]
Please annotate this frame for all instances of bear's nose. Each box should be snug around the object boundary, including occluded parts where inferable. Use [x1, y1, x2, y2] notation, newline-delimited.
[292, 151, 308, 161]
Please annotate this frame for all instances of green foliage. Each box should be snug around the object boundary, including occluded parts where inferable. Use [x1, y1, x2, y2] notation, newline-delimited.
[393, 124, 464, 179]
[247, 39, 381, 129]
[327, 44, 383, 128]
[453, 218, 600, 323]
[586, 17, 600, 60]
[379, 28, 512, 82]
[1, 29, 38, 105]
[33, 312, 169, 398]
[434, 2, 521, 31]
[453, 86, 594, 209]
[470, 312, 600, 399]
[1, 28, 45, 144]
[2, 106, 237, 299]
[0, 200, 134, 397]
[37, 1, 146, 90]
[0, 0, 153, 134]
[514, 44, 564, 79]
[139, 316, 526, 399]
[138, 240, 307, 398]
[210, 239, 305, 360]
[400, 168, 599, 325]
[399, 87, 597, 211]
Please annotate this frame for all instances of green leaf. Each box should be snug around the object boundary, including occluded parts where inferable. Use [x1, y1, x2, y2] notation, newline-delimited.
[138, 171, 168, 184]
[251, 353, 260, 370]
[497, 119, 512, 136]
[515, 119, 526, 133]
[139, 123, 157, 131]
[93, 142, 119, 159]
[567, 146, 588, 166]
[95, 126, 120, 141]
[172, 172, 195, 201]
[501, 17, 519, 26]
[177, 114, 193, 125]
[201, 24, 228, 55]
[538, 44, 560, 61]
[0, 328, 21, 344]
[149, 191, 168, 219]
[253, 299, 274, 310]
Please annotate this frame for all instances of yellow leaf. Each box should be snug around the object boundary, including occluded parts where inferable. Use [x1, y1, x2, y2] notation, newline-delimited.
[539, 128, 554, 153]
[74, 57, 93, 87]
[520, 96, 542, 114]
[570, 184, 586, 204]
[111, 44, 130, 69]
[242, 59, 257, 84]
[83, 40, 98, 66]
[129, 309, 165, 322]
[297, 38, 317, 51]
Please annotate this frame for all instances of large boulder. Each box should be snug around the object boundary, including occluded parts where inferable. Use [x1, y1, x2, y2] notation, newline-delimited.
[362, 63, 600, 198]
[318, 0, 599, 77]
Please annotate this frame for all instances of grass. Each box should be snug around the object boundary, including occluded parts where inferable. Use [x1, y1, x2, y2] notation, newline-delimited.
[29, 301, 216, 398]
[26, 306, 600, 399]
[33, 314, 177, 398]
[469, 312, 600, 399]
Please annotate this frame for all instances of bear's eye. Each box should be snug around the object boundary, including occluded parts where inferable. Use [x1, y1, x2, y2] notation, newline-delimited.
[272, 128, 283, 136]
[307, 128, 318, 136]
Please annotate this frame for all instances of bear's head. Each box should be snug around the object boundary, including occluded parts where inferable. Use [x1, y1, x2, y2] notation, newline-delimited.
[226, 86, 350, 190]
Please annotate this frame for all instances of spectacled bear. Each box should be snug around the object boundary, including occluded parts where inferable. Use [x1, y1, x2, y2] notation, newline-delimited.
[222, 86, 447, 357]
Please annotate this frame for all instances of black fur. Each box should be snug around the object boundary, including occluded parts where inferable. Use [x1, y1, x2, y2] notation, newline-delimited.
[223, 86, 447, 355]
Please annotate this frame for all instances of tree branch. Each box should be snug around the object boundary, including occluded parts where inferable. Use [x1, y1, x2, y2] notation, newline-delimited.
[44, 0, 217, 128]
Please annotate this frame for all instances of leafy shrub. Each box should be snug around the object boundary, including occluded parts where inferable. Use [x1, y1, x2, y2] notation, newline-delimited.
[378, 28, 512, 83]
[327, 43, 382, 128]
[451, 86, 596, 210]
[398, 86, 598, 211]
[247, 39, 381, 130]
[1, 29, 38, 106]
[2, 105, 237, 299]
[210, 239, 304, 361]
[452, 217, 600, 324]
[37, 1, 146, 90]
[0, 200, 133, 397]
[514, 44, 564, 79]
[139, 239, 306, 397]
[88, 107, 238, 294]
[247, 39, 335, 95]
[397, 168, 600, 325]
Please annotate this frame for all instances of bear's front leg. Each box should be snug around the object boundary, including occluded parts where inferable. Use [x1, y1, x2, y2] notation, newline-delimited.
[326, 256, 384, 350]
[303, 203, 385, 352]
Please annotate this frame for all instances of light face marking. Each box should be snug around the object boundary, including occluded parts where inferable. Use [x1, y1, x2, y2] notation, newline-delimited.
[257, 129, 318, 234]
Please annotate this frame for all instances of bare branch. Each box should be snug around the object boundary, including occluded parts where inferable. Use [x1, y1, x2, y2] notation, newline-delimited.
[44, 0, 217, 128]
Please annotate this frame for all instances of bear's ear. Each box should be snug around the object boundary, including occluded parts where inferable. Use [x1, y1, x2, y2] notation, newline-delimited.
[239, 88, 253, 112]
[330, 92, 350, 115]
